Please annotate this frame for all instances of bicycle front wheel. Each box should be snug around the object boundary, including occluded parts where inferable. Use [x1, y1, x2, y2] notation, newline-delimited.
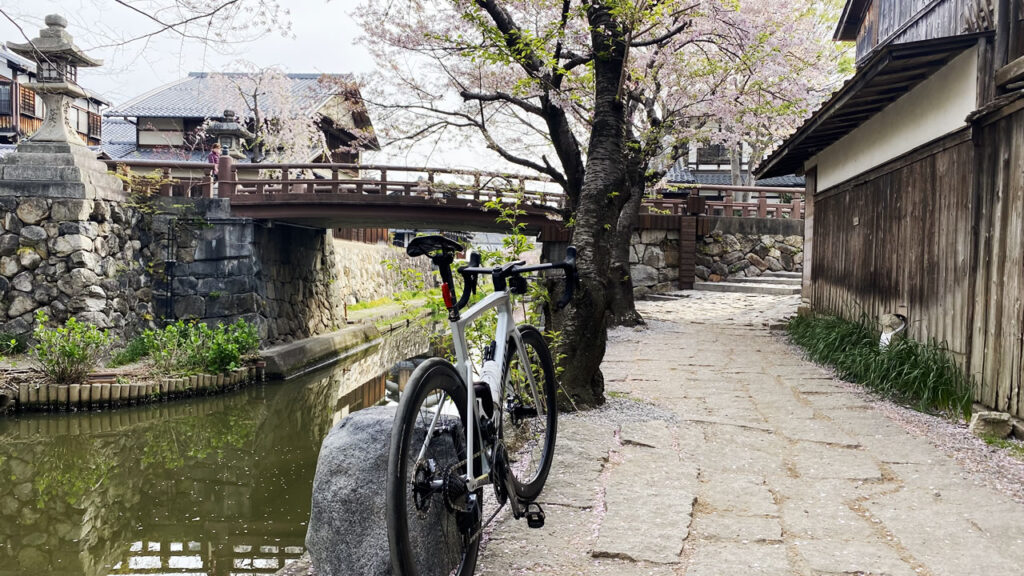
[501, 325, 558, 501]
[387, 358, 480, 576]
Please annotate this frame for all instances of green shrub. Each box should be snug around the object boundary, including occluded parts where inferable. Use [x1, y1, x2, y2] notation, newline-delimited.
[787, 313, 973, 420]
[0, 332, 28, 355]
[31, 311, 112, 385]
[205, 320, 259, 373]
[108, 334, 156, 368]
[144, 319, 259, 375]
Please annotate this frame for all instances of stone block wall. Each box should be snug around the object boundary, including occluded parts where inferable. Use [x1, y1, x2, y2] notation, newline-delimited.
[332, 239, 434, 306]
[696, 231, 804, 281]
[629, 228, 682, 297]
[0, 195, 152, 337]
[254, 225, 346, 343]
[145, 202, 347, 345]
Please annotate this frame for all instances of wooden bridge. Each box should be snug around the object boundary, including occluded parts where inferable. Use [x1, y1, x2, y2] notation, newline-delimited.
[104, 157, 805, 233]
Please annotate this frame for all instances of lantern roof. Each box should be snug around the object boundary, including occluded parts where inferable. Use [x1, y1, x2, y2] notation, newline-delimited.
[6, 14, 102, 68]
[207, 109, 255, 138]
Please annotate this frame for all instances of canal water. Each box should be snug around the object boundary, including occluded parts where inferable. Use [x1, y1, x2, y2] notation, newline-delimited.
[0, 326, 434, 576]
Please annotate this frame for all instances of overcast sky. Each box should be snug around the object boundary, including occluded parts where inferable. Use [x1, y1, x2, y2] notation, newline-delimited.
[0, 0, 498, 167]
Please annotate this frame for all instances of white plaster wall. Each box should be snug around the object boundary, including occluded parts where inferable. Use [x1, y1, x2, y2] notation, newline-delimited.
[810, 46, 978, 191]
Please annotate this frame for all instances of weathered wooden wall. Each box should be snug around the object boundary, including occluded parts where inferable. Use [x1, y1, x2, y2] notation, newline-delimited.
[857, 0, 978, 63]
[811, 129, 974, 361]
[812, 103, 1024, 418]
[968, 104, 1024, 415]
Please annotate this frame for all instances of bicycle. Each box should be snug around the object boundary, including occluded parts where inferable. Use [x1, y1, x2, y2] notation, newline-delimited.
[386, 234, 577, 576]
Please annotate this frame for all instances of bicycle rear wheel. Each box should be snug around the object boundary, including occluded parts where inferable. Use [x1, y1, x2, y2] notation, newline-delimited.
[387, 358, 480, 576]
[501, 325, 558, 501]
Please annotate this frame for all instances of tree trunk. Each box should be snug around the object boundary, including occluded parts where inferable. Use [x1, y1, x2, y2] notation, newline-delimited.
[607, 141, 646, 327]
[555, 3, 630, 407]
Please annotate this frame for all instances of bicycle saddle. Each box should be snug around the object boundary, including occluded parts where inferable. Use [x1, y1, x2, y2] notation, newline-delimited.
[407, 234, 463, 257]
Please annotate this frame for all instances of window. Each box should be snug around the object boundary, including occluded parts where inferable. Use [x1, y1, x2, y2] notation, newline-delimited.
[697, 143, 729, 166]
[0, 82, 11, 115]
[19, 85, 36, 117]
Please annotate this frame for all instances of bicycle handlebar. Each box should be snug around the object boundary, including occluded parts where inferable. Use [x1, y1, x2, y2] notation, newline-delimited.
[450, 247, 578, 315]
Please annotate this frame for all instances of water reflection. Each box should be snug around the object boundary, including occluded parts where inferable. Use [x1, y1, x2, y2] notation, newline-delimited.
[0, 326, 433, 576]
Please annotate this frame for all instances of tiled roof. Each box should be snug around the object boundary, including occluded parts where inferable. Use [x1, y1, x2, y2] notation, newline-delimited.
[0, 45, 35, 73]
[665, 161, 697, 184]
[665, 160, 804, 188]
[105, 72, 354, 119]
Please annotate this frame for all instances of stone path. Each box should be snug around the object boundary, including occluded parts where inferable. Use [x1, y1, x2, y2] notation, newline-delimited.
[477, 292, 1024, 575]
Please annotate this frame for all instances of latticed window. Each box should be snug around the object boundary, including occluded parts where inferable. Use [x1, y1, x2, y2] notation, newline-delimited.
[697, 143, 729, 166]
[88, 112, 102, 137]
[19, 85, 36, 117]
[0, 82, 11, 116]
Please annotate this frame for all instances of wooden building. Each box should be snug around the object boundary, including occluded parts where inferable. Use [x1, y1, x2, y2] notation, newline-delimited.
[757, 0, 1024, 417]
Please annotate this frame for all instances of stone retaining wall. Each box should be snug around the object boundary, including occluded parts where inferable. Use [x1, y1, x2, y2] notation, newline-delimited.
[629, 228, 682, 297]
[0, 195, 152, 337]
[696, 231, 804, 281]
[333, 239, 435, 306]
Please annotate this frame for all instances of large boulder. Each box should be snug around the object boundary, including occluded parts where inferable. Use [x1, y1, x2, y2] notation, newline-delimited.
[306, 405, 471, 576]
[307, 406, 396, 576]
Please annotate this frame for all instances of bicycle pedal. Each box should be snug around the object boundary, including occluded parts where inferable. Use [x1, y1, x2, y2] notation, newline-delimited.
[525, 502, 545, 529]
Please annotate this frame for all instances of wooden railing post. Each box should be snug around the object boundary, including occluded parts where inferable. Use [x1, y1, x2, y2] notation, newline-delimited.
[757, 191, 768, 218]
[379, 169, 388, 194]
[792, 198, 802, 219]
[724, 190, 734, 217]
[218, 156, 235, 198]
[159, 168, 172, 197]
[202, 168, 213, 198]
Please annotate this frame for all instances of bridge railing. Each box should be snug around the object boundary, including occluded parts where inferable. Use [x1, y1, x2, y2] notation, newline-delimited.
[101, 159, 805, 219]
[217, 157, 567, 210]
[645, 185, 806, 219]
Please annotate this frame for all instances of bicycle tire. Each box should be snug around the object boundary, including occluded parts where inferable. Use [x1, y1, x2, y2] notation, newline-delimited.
[500, 325, 558, 501]
[387, 358, 481, 576]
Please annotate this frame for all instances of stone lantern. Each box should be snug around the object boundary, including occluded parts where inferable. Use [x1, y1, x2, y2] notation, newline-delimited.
[5, 14, 102, 145]
[207, 109, 254, 160]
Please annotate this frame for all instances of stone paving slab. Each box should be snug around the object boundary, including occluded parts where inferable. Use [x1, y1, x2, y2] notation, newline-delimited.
[475, 292, 1024, 574]
[593, 447, 697, 563]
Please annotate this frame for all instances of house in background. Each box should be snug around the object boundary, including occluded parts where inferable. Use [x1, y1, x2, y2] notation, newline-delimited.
[102, 72, 378, 163]
[661, 143, 805, 200]
[0, 44, 106, 148]
[756, 0, 1024, 417]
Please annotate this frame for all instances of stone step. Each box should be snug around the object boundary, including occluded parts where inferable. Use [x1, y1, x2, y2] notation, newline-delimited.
[0, 153, 80, 166]
[694, 281, 801, 296]
[726, 276, 802, 285]
[0, 165, 82, 181]
[762, 271, 802, 279]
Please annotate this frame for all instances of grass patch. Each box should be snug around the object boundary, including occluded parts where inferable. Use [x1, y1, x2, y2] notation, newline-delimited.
[348, 290, 435, 312]
[108, 335, 153, 367]
[981, 434, 1024, 461]
[787, 313, 972, 420]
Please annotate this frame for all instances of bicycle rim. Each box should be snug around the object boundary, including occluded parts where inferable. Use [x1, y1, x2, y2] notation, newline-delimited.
[387, 359, 480, 576]
[501, 325, 558, 501]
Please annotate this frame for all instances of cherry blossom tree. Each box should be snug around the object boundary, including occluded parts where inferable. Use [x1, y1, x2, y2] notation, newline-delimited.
[356, 0, 845, 405]
[207, 65, 327, 163]
[0, 1, 292, 51]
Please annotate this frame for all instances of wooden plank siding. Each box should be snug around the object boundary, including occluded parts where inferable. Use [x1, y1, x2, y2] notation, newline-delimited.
[969, 104, 1024, 415]
[811, 130, 974, 361]
[856, 0, 978, 64]
[813, 104, 1024, 417]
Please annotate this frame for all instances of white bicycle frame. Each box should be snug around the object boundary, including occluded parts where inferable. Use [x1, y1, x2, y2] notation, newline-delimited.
[414, 288, 541, 492]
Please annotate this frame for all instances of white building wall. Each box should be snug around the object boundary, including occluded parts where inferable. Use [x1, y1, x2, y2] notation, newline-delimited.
[809, 46, 978, 191]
